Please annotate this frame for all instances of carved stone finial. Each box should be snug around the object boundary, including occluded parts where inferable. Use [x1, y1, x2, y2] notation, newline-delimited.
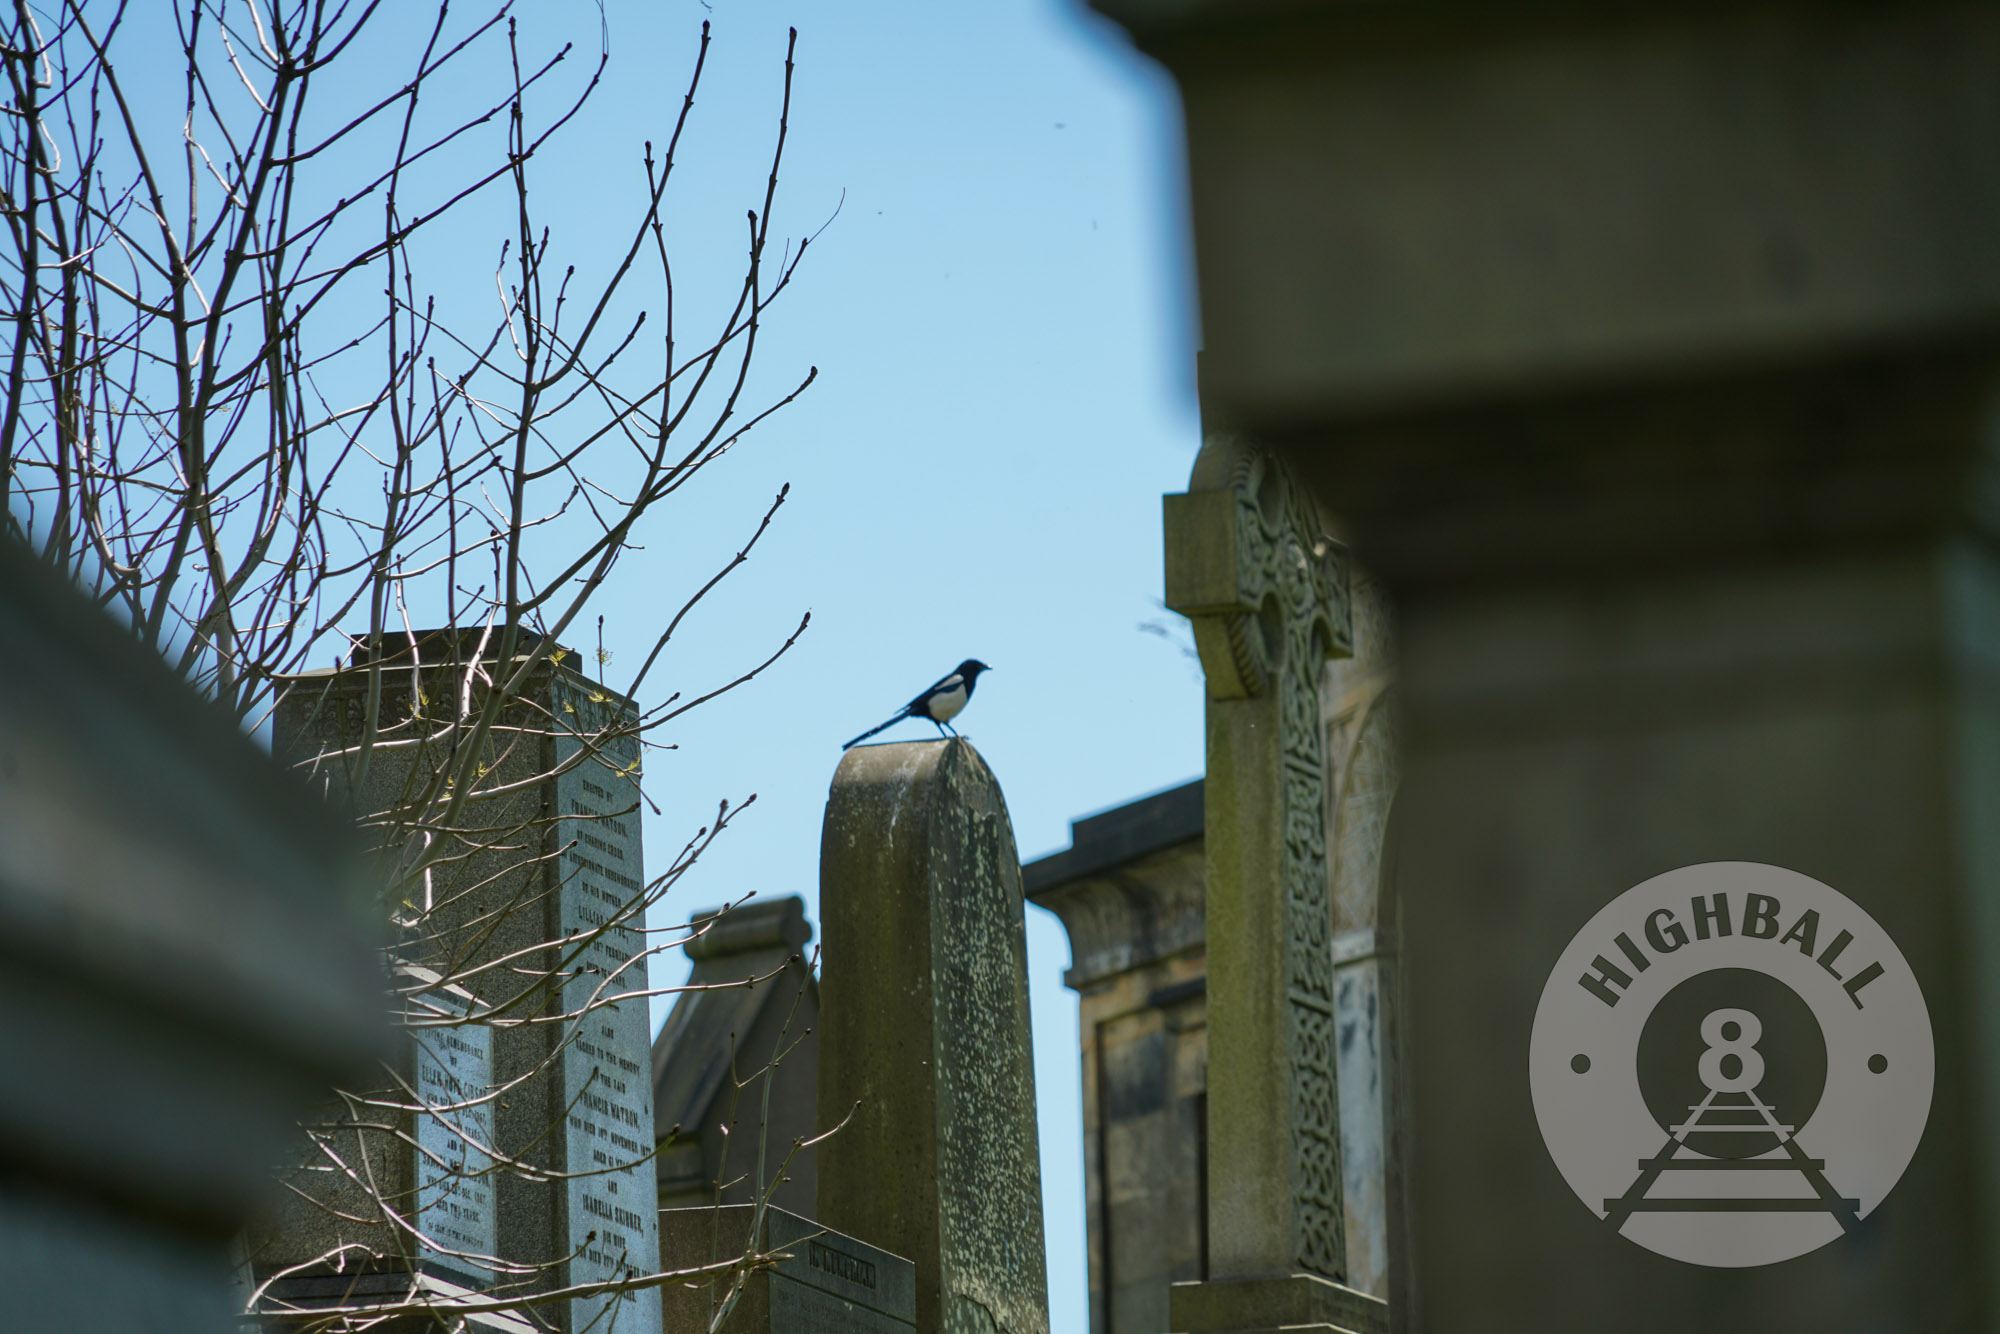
[1166, 438, 1350, 701]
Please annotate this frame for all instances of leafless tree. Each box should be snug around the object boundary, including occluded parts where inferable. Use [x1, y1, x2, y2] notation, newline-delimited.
[1, 0, 825, 1327]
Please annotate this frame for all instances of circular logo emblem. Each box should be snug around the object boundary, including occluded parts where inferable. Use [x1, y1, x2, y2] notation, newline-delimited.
[1529, 862, 1933, 1267]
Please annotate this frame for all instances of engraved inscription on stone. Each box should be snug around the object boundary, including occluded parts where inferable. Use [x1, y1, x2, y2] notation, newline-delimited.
[414, 1018, 495, 1280]
[552, 677, 660, 1332]
[809, 1239, 877, 1290]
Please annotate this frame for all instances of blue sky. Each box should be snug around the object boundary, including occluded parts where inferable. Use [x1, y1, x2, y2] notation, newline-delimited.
[571, 5, 1207, 1325]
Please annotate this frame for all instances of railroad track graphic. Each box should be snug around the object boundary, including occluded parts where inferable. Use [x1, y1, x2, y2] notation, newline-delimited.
[1603, 1087, 1859, 1233]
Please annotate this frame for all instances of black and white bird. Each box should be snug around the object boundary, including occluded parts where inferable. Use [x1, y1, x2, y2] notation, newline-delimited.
[843, 659, 991, 749]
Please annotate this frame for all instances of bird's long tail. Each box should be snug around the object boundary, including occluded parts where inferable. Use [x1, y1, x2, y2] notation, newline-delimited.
[842, 710, 910, 750]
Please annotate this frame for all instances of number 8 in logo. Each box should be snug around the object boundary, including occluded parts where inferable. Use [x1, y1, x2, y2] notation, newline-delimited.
[1697, 1007, 1766, 1094]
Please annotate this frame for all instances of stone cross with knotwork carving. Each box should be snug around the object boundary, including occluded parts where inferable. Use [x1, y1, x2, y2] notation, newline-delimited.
[1165, 439, 1356, 1304]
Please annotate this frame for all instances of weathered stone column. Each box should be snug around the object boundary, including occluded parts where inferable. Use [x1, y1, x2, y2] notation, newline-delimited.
[817, 739, 1050, 1334]
[1164, 441, 1384, 1334]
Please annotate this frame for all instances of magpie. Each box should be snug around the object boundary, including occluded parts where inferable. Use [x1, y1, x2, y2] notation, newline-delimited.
[843, 659, 991, 749]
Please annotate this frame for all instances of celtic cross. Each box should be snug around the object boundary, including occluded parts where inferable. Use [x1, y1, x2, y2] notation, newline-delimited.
[1165, 437, 1353, 1283]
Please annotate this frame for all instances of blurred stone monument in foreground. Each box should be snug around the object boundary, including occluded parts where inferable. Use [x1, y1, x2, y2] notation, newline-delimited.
[818, 739, 1051, 1334]
[1092, 2, 2000, 1329]
[0, 540, 387, 1332]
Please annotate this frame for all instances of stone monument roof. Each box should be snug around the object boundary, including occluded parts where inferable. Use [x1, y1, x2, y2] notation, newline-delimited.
[1021, 777, 1203, 896]
[649, 895, 820, 1216]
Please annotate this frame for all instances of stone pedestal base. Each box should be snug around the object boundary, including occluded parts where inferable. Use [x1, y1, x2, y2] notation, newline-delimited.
[658, 1205, 914, 1334]
[1169, 1273, 1388, 1334]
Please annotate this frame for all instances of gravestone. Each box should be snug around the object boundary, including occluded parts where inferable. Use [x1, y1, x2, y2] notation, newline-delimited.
[657, 1204, 914, 1334]
[269, 633, 659, 1332]
[817, 739, 1050, 1334]
[1163, 440, 1385, 1334]
[0, 539, 388, 1332]
[652, 896, 821, 1214]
